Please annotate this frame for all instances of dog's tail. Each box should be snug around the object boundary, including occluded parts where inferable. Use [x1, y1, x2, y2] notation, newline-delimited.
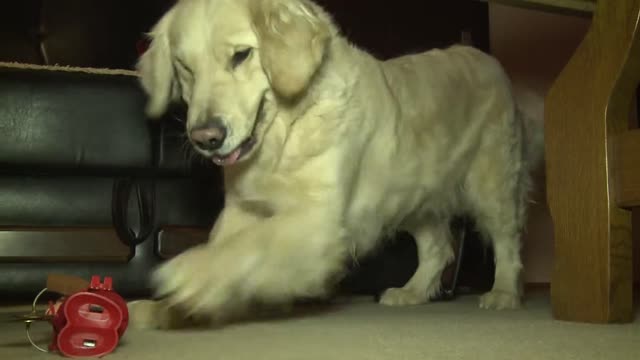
[514, 86, 545, 172]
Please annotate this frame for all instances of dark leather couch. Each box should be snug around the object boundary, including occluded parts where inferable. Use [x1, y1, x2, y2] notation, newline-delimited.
[0, 64, 224, 300]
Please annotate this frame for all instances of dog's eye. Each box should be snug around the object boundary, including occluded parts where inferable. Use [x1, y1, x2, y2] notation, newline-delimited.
[231, 48, 252, 69]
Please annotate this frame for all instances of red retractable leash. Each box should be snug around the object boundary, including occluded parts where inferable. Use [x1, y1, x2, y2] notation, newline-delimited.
[16, 275, 129, 358]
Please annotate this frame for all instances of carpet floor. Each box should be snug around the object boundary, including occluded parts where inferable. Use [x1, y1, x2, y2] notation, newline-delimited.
[1, 291, 638, 360]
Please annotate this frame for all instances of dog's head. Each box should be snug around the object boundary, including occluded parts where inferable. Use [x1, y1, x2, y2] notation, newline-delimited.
[138, 0, 332, 166]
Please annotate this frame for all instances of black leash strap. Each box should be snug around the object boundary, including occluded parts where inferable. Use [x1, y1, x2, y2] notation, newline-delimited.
[111, 178, 156, 253]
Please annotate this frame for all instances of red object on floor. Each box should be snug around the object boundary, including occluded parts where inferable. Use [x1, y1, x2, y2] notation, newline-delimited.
[49, 276, 129, 358]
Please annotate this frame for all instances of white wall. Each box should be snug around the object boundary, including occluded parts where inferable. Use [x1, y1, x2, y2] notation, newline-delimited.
[488, 3, 591, 283]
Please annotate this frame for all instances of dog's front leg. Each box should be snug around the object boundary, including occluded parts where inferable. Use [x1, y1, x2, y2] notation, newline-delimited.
[150, 206, 347, 323]
[206, 202, 263, 245]
[128, 203, 261, 329]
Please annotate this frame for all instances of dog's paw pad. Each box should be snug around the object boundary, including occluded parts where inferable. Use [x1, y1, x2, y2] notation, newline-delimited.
[479, 290, 521, 310]
[379, 288, 427, 306]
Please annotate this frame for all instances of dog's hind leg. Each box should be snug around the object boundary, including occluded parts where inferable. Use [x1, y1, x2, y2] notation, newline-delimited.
[379, 220, 455, 306]
[464, 125, 527, 310]
[474, 201, 524, 310]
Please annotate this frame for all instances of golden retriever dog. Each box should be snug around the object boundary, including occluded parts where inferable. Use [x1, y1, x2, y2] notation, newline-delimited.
[129, 0, 545, 328]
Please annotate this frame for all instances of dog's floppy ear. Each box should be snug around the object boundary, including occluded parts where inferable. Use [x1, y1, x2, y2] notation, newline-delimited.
[251, 0, 331, 99]
[137, 11, 179, 118]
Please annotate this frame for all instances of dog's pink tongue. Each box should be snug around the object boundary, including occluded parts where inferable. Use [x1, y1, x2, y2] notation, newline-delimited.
[213, 148, 242, 166]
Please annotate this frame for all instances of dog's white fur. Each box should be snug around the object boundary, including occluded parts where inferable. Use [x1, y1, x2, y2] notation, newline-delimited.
[132, 0, 545, 327]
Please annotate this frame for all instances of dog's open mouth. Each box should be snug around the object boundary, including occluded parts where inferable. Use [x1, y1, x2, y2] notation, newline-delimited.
[211, 136, 256, 166]
[210, 94, 266, 167]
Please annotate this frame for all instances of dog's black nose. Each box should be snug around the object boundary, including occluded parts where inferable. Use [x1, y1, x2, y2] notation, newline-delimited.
[190, 117, 227, 152]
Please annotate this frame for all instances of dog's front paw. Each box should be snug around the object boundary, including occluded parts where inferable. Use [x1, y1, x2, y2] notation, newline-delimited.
[379, 288, 428, 306]
[127, 300, 167, 330]
[128, 299, 210, 330]
[151, 245, 236, 317]
[479, 290, 521, 310]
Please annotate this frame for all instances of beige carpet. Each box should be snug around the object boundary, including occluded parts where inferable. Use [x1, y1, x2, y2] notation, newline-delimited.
[1, 291, 638, 360]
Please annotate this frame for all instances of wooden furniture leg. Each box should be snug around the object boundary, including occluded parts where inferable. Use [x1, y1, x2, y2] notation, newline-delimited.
[546, 0, 640, 323]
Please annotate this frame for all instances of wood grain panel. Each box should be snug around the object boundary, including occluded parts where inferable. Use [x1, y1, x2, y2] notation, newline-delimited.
[156, 227, 209, 259]
[545, 0, 639, 323]
[615, 129, 640, 208]
[0, 228, 131, 262]
[634, 210, 640, 285]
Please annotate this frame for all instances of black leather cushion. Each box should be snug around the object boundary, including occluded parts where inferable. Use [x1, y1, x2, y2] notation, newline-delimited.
[0, 60, 228, 300]
[0, 176, 116, 226]
[0, 67, 153, 172]
[155, 177, 224, 227]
